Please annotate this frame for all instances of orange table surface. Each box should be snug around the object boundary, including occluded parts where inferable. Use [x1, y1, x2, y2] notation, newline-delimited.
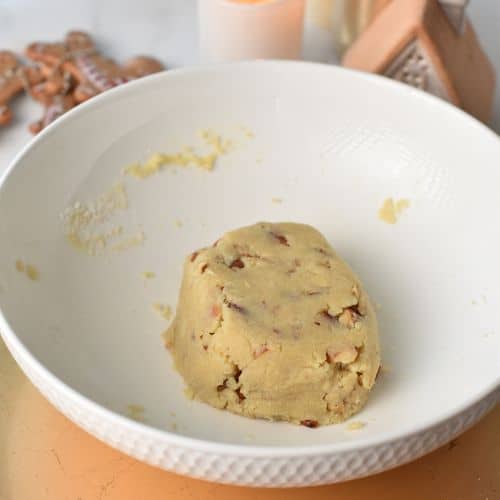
[1, 338, 499, 500]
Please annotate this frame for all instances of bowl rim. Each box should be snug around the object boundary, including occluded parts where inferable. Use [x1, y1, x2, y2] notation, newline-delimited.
[0, 60, 499, 457]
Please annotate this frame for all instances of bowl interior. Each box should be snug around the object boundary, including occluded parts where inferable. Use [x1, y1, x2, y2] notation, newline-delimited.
[0, 62, 499, 447]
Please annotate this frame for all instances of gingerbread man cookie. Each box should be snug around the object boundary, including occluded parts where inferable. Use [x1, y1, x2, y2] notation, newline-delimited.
[0, 51, 42, 126]
[26, 30, 95, 68]
[24, 31, 165, 132]
[26, 31, 164, 104]
[26, 42, 77, 133]
[71, 53, 164, 103]
[29, 93, 75, 134]
[26, 31, 94, 105]
[71, 53, 131, 102]
[30, 68, 73, 105]
[121, 56, 165, 79]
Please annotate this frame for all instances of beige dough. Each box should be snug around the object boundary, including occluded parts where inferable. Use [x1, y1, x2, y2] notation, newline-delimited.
[165, 222, 380, 427]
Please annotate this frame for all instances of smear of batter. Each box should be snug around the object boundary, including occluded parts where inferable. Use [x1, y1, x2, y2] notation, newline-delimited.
[378, 198, 410, 224]
[124, 129, 238, 179]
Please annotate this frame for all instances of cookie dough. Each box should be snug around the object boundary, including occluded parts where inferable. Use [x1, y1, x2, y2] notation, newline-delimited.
[165, 222, 380, 426]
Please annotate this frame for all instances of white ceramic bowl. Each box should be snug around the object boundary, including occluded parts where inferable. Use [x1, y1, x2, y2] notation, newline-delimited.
[0, 62, 499, 487]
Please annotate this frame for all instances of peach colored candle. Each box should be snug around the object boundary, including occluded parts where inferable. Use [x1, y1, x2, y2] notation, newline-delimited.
[198, 0, 306, 62]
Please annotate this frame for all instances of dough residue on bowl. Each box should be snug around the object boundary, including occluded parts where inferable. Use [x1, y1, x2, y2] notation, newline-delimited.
[153, 303, 172, 320]
[378, 197, 410, 224]
[123, 129, 243, 179]
[126, 404, 145, 422]
[346, 421, 366, 431]
[111, 231, 145, 252]
[61, 127, 255, 256]
[15, 260, 40, 281]
[61, 183, 129, 255]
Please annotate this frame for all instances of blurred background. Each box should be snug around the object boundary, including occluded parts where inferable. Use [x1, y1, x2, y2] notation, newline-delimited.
[0, 0, 499, 145]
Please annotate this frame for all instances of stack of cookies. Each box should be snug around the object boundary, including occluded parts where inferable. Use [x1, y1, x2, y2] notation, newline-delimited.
[0, 31, 164, 134]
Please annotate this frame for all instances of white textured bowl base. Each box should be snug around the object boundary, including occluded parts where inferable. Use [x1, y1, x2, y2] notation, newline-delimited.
[4, 329, 499, 486]
[0, 62, 499, 486]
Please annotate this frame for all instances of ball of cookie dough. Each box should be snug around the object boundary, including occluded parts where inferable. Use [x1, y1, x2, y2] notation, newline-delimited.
[165, 222, 380, 427]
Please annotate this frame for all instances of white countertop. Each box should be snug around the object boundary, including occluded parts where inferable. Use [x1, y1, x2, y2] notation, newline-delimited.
[0, 0, 498, 174]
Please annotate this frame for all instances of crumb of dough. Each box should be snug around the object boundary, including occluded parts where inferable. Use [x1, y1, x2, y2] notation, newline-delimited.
[142, 271, 156, 279]
[396, 199, 410, 212]
[124, 130, 238, 179]
[124, 149, 217, 178]
[153, 303, 172, 320]
[174, 219, 183, 228]
[378, 198, 397, 224]
[66, 226, 123, 255]
[240, 126, 255, 138]
[126, 404, 145, 422]
[271, 197, 283, 204]
[199, 129, 233, 155]
[169, 422, 178, 431]
[26, 265, 40, 281]
[62, 183, 129, 255]
[15, 260, 39, 281]
[378, 197, 410, 224]
[347, 421, 366, 431]
[112, 231, 145, 252]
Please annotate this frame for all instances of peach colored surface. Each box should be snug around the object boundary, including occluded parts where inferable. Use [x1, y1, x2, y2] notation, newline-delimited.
[0, 337, 498, 500]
